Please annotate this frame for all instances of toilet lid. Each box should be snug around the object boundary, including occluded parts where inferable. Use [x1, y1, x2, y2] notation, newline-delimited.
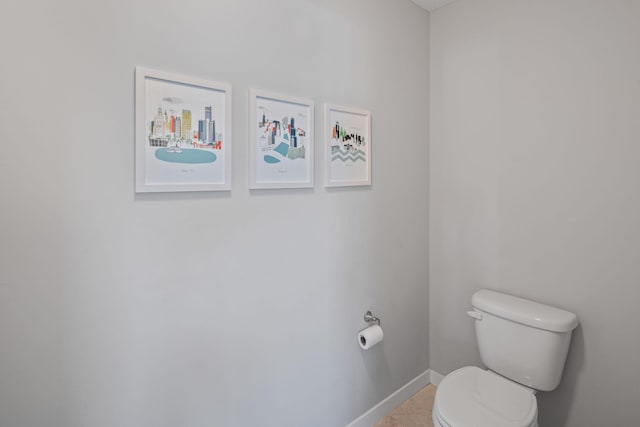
[435, 366, 537, 427]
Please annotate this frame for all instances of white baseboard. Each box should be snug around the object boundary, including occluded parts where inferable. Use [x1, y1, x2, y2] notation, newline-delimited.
[346, 369, 432, 427]
[429, 369, 444, 386]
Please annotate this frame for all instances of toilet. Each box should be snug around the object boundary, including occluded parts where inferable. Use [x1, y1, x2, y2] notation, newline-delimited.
[432, 289, 579, 427]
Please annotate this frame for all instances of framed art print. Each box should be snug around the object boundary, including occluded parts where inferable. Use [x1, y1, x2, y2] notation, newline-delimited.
[135, 67, 232, 192]
[324, 104, 371, 187]
[249, 89, 314, 189]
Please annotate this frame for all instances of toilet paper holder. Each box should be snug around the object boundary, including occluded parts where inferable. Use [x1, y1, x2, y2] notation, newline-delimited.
[364, 310, 381, 326]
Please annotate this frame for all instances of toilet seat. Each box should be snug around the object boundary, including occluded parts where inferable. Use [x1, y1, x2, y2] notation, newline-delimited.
[433, 366, 538, 427]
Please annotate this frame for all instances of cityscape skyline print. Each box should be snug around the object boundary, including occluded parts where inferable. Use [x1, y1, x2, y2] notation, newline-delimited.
[250, 91, 314, 189]
[325, 104, 371, 187]
[136, 68, 231, 192]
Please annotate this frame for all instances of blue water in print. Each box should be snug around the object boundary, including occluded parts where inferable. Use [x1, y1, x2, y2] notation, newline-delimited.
[155, 148, 216, 164]
[274, 142, 289, 157]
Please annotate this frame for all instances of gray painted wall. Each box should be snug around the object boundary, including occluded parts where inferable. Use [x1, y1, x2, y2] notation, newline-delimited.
[429, 0, 640, 425]
[0, 1, 430, 426]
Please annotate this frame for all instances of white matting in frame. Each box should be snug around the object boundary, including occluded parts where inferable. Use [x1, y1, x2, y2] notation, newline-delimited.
[324, 104, 371, 187]
[249, 89, 314, 189]
[135, 67, 232, 192]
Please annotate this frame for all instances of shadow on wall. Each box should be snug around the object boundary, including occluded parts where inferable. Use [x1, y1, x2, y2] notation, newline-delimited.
[537, 326, 585, 426]
[360, 340, 392, 388]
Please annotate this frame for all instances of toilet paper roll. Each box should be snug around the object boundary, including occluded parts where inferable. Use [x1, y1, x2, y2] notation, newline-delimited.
[358, 324, 384, 350]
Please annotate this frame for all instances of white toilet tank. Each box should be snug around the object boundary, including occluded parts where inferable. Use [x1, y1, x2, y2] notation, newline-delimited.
[470, 289, 579, 392]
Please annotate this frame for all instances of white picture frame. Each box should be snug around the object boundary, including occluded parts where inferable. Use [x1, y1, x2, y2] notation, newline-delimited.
[135, 67, 232, 192]
[249, 89, 314, 189]
[324, 104, 371, 187]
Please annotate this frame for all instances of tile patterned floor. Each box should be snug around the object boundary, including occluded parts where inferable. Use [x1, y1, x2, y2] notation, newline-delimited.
[373, 384, 436, 427]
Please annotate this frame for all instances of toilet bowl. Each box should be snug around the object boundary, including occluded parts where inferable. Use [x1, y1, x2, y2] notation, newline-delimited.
[431, 289, 579, 427]
[432, 366, 538, 427]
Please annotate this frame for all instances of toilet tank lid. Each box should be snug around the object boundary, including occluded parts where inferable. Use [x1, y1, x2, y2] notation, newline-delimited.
[472, 290, 579, 332]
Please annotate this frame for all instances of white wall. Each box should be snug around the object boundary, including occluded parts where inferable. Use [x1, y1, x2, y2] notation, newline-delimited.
[430, 0, 640, 425]
[0, 1, 430, 426]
